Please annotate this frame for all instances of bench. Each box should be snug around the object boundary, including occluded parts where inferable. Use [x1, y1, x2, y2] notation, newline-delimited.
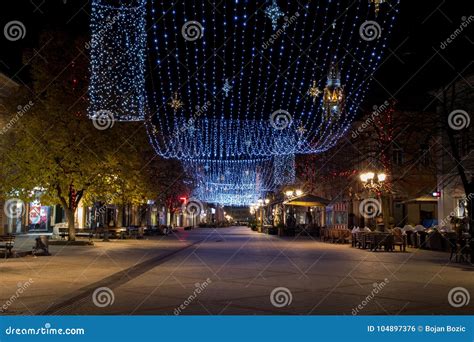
[0, 235, 15, 259]
[58, 228, 93, 241]
[126, 226, 144, 239]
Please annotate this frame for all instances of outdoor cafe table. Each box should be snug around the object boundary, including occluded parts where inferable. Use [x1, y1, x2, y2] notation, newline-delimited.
[360, 232, 393, 251]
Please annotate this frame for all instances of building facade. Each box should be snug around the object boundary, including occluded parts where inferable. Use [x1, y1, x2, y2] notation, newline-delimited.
[299, 106, 440, 230]
[0, 73, 20, 234]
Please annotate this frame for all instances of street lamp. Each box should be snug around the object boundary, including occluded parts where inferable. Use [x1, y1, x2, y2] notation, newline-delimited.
[360, 171, 388, 231]
[360, 171, 386, 192]
[285, 189, 303, 198]
[255, 198, 270, 232]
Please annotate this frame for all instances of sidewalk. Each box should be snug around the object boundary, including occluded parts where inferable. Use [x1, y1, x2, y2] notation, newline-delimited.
[0, 233, 192, 315]
[1, 227, 472, 315]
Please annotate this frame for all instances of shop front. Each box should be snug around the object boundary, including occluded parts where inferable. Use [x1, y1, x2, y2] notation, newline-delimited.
[282, 194, 330, 227]
[326, 202, 349, 229]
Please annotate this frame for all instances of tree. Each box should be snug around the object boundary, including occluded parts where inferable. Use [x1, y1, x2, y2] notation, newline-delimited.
[297, 102, 439, 229]
[433, 75, 474, 236]
[0, 31, 190, 240]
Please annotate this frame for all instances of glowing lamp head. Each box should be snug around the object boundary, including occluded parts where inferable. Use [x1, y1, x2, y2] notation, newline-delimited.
[377, 173, 386, 182]
[295, 189, 303, 196]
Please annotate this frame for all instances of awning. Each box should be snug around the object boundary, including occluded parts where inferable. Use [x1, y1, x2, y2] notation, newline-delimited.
[284, 194, 330, 207]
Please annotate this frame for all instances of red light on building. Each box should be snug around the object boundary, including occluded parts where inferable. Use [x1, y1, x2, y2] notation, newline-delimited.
[432, 191, 441, 198]
[179, 197, 188, 204]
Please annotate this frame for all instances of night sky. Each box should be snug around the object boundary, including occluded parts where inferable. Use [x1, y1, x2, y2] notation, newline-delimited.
[0, 0, 471, 112]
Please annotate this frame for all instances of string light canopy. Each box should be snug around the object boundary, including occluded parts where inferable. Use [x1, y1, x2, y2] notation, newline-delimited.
[183, 158, 277, 206]
[145, 0, 400, 159]
[89, 0, 400, 206]
[89, 0, 147, 121]
[273, 154, 296, 185]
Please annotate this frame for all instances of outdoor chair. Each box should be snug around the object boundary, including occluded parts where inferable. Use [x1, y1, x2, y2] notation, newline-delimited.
[448, 235, 472, 263]
[391, 228, 407, 252]
[415, 231, 428, 249]
[370, 233, 392, 252]
[425, 230, 444, 250]
[320, 227, 328, 241]
[363, 233, 375, 250]
[354, 232, 364, 248]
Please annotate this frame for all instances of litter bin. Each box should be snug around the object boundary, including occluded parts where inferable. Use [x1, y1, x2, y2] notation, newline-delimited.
[33, 235, 50, 255]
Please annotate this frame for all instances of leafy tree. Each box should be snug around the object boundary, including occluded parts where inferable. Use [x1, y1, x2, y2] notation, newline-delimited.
[0, 31, 190, 240]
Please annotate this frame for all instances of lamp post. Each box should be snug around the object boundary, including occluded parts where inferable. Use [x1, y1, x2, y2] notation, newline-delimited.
[360, 172, 386, 192]
[285, 189, 303, 199]
[360, 171, 388, 231]
[257, 199, 264, 232]
[283, 189, 303, 227]
[249, 205, 257, 230]
[254, 198, 271, 232]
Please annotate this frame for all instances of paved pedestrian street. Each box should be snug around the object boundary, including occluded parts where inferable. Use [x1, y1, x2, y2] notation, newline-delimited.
[1, 227, 472, 315]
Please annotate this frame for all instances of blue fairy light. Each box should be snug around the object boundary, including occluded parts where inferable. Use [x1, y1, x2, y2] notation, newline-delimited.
[91, 0, 400, 205]
[89, 0, 147, 121]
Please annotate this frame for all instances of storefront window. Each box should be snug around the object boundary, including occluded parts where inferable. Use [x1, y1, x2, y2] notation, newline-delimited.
[326, 208, 333, 226]
[456, 198, 467, 218]
[29, 201, 51, 231]
[334, 211, 347, 225]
